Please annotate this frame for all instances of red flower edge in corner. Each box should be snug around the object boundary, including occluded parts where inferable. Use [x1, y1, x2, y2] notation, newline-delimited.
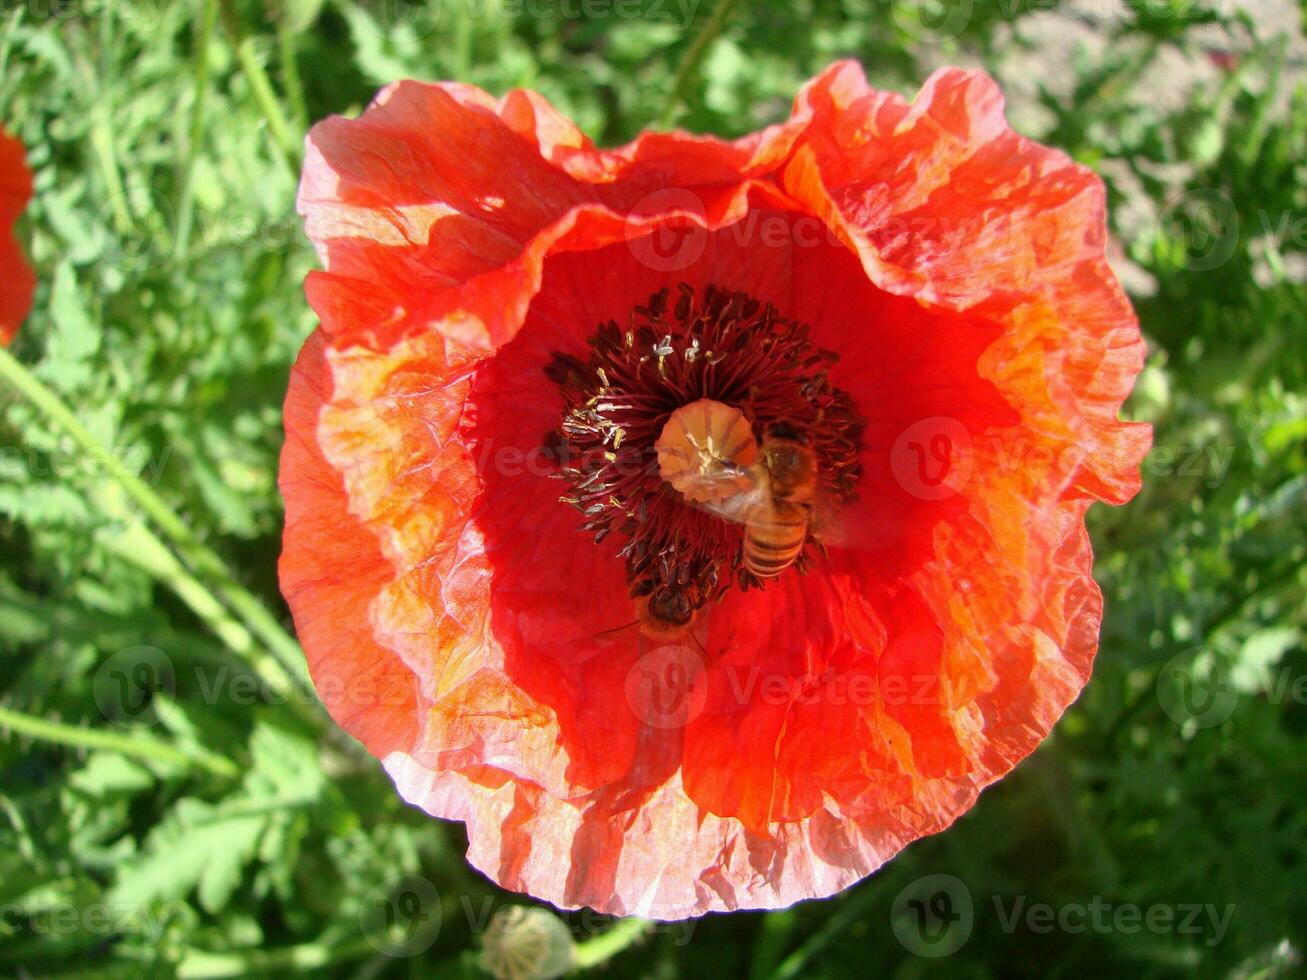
[0, 128, 34, 345]
[280, 62, 1150, 919]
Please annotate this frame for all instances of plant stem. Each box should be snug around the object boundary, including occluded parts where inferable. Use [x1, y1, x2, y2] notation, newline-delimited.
[216, 0, 300, 175]
[175, 937, 376, 977]
[452, 8, 473, 81]
[277, 18, 308, 128]
[76, 40, 131, 231]
[100, 518, 320, 730]
[772, 883, 880, 980]
[657, 0, 743, 128]
[176, 0, 219, 261]
[104, 518, 257, 656]
[0, 705, 239, 778]
[747, 909, 796, 980]
[0, 347, 311, 691]
[0, 8, 24, 118]
[571, 917, 652, 970]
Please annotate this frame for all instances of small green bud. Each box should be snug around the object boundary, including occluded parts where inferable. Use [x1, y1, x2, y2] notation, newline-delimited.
[481, 905, 575, 980]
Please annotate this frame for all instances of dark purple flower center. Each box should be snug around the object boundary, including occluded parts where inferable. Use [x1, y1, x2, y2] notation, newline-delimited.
[545, 283, 864, 630]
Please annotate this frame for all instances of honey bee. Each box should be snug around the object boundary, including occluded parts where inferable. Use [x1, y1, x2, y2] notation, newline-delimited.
[595, 586, 711, 651]
[707, 421, 819, 579]
[654, 399, 822, 581]
[636, 585, 699, 639]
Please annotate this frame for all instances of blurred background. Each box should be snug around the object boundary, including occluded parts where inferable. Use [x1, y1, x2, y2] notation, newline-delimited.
[1, 0, 1304, 977]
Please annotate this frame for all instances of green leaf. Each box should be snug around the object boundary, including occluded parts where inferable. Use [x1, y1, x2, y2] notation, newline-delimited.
[68, 753, 156, 797]
[44, 262, 102, 388]
[108, 799, 265, 914]
[268, 0, 325, 32]
[244, 722, 324, 804]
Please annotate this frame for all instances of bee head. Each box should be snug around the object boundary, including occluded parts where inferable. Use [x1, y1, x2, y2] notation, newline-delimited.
[762, 422, 818, 500]
[647, 587, 695, 628]
[763, 420, 809, 444]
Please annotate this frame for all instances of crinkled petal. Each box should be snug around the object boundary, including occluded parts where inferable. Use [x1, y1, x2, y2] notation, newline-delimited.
[0, 129, 34, 345]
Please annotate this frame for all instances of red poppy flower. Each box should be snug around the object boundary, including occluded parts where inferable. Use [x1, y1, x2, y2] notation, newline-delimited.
[280, 62, 1149, 918]
[0, 127, 34, 345]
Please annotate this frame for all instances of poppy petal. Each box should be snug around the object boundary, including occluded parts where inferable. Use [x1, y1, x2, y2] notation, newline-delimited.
[0, 128, 35, 345]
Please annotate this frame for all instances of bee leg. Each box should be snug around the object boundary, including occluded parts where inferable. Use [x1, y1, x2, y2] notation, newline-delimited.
[807, 507, 829, 560]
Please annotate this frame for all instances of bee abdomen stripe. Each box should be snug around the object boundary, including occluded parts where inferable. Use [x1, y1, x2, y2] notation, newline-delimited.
[750, 557, 797, 570]
[748, 535, 803, 553]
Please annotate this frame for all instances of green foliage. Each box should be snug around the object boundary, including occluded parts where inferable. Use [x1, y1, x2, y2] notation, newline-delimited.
[2, 0, 1305, 977]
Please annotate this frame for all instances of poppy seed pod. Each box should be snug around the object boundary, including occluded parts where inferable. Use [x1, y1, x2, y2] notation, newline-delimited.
[481, 906, 574, 980]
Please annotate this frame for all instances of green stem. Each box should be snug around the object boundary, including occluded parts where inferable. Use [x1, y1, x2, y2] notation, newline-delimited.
[0, 9, 23, 118]
[571, 917, 651, 970]
[657, 0, 744, 128]
[0, 347, 311, 690]
[452, 7, 473, 81]
[176, 937, 375, 977]
[101, 519, 319, 730]
[773, 883, 880, 980]
[176, 0, 219, 261]
[217, 0, 300, 174]
[277, 18, 308, 128]
[0, 705, 239, 778]
[75, 35, 132, 231]
[104, 517, 257, 659]
[747, 909, 796, 980]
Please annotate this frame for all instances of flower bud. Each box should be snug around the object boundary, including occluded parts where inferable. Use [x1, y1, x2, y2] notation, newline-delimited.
[481, 905, 574, 980]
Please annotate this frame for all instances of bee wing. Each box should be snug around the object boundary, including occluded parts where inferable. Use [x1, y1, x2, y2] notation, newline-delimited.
[697, 485, 771, 526]
[804, 485, 863, 553]
[682, 466, 755, 505]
